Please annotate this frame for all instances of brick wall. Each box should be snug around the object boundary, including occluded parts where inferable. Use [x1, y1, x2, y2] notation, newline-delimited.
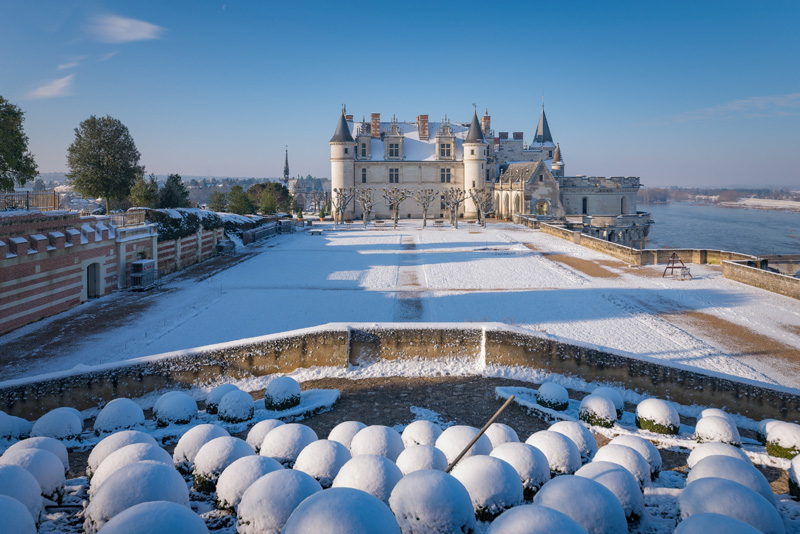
[157, 227, 222, 274]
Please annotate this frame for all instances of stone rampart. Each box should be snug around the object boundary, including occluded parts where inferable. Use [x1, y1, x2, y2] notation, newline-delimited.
[722, 261, 800, 300]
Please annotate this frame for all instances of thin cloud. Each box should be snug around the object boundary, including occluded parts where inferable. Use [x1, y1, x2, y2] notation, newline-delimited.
[57, 61, 80, 70]
[89, 14, 165, 43]
[99, 51, 118, 62]
[27, 74, 75, 99]
[670, 93, 800, 123]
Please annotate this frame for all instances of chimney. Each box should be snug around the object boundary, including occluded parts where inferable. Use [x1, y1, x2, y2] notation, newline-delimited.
[345, 114, 353, 122]
[416, 114, 429, 140]
[371, 113, 381, 138]
[499, 132, 509, 140]
[481, 111, 491, 137]
[513, 132, 524, 140]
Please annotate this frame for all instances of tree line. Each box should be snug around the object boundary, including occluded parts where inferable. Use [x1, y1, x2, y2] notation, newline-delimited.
[639, 186, 800, 204]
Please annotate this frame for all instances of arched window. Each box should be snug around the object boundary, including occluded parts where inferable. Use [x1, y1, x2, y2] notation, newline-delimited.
[582, 197, 588, 215]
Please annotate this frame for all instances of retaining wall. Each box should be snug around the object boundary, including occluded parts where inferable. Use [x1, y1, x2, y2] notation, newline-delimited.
[723, 261, 800, 300]
[157, 227, 222, 275]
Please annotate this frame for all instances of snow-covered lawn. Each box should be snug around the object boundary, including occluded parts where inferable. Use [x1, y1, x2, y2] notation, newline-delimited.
[2, 221, 799, 388]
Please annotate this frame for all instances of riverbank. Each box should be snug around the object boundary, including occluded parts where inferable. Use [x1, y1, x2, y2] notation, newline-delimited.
[719, 198, 800, 213]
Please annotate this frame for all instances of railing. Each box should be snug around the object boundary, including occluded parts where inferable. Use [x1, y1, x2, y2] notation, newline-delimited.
[0, 191, 60, 211]
[108, 211, 146, 227]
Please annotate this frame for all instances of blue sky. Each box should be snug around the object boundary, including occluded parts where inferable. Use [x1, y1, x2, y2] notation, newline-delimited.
[2, 1, 798, 187]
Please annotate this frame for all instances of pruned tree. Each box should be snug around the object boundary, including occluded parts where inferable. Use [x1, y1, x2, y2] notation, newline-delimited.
[411, 189, 438, 228]
[331, 187, 355, 228]
[443, 188, 467, 228]
[469, 188, 493, 228]
[130, 172, 160, 208]
[355, 188, 375, 229]
[0, 96, 38, 191]
[382, 187, 410, 229]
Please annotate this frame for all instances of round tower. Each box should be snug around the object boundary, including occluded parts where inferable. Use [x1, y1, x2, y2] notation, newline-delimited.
[551, 143, 564, 177]
[329, 110, 355, 217]
[462, 110, 488, 219]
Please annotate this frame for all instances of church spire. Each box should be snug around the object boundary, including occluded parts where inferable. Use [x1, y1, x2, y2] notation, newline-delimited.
[283, 146, 289, 185]
[533, 105, 553, 145]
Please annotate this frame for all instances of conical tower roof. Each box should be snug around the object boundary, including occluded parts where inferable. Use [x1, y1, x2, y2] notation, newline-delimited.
[552, 143, 562, 163]
[330, 111, 354, 143]
[464, 110, 486, 143]
[533, 106, 553, 144]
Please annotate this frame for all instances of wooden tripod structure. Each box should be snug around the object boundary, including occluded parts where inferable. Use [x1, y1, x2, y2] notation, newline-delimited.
[663, 252, 692, 279]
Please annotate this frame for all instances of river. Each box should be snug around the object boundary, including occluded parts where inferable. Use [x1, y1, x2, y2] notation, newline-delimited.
[642, 202, 800, 256]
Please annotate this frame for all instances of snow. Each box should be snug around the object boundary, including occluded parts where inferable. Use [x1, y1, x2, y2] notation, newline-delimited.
[591, 386, 625, 417]
[435, 425, 493, 465]
[94, 398, 145, 434]
[0, 447, 65, 501]
[0, 464, 43, 523]
[550, 421, 598, 463]
[236, 469, 322, 534]
[217, 389, 254, 423]
[245, 419, 284, 452]
[388, 469, 476, 533]
[525, 430, 582, 475]
[395, 444, 448, 475]
[88, 430, 158, 477]
[579, 395, 617, 428]
[575, 461, 644, 519]
[534, 475, 628, 534]
[0, 411, 12, 439]
[215, 455, 283, 510]
[332, 454, 403, 503]
[487, 504, 590, 534]
[686, 442, 751, 469]
[172, 424, 230, 474]
[153, 391, 197, 426]
[84, 461, 190, 534]
[686, 455, 775, 506]
[263, 376, 301, 410]
[9, 416, 32, 439]
[593, 444, 651, 488]
[490, 442, 551, 497]
[5, 436, 69, 473]
[758, 419, 780, 443]
[673, 513, 762, 534]
[608, 434, 662, 479]
[96, 500, 209, 534]
[204, 384, 240, 415]
[766, 422, 800, 457]
[0, 494, 36, 534]
[485, 422, 520, 448]
[790, 454, 800, 485]
[282, 487, 400, 534]
[401, 419, 442, 447]
[636, 398, 680, 435]
[89, 443, 172, 497]
[349, 425, 405, 461]
[694, 415, 741, 446]
[258, 423, 317, 467]
[699, 408, 734, 422]
[293, 439, 351, 487]
[450, 455, 523, 519]
[537, 382, 569, 410]
[192, 436, 254, 490]
[679, 477, 785, 534]
[31, 407, 82, 440]
[328, 421, 366, 451]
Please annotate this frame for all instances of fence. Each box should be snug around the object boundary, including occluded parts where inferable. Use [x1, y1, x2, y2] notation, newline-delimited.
[108, 211, 146, 227]
[0, 191, 60, 211]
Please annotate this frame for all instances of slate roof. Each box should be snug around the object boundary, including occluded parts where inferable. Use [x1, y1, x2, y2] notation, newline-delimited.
[464, 111, 486, 143]
[330, 111, 354, 143]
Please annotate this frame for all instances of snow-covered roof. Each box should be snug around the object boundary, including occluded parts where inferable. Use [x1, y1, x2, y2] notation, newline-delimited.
[350, 119, 471, 162]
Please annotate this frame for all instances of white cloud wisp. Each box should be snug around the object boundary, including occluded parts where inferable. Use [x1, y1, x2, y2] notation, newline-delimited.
[89, 14, 165, 43]
[27, 74, 75, 99]
[671, 93, 800, 123]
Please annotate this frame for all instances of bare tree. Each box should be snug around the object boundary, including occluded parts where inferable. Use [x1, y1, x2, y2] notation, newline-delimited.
[443, 188, 467, 228]
[382, 187, 410, 229]
[411, 189, 438, 228]
[309, 190, 321, 212]
[355, 188, 375, 229]
[331, 187, 355, 228]
[470, 188, 493, 228]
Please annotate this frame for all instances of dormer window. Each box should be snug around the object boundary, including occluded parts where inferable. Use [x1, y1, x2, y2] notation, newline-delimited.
[389, 143, 399, 157]
[439, 143, 451, 158]
[361, 143, 367, 157]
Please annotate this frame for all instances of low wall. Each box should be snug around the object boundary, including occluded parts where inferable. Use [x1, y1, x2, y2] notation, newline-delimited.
[157, 227, 222, 274]
[1, 323, 798, 423]
[723, 261, 800, 300]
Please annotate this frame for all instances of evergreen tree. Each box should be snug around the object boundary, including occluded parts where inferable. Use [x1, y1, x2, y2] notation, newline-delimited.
[209, 191, 227, 212]
[159, 173, 191, 208]
[129, 173, 160, 208]
[248, 182, 292, 213]
[227, 184, 253, 215]
[259, 192, 278, 214]
[0, 96, 38, 191]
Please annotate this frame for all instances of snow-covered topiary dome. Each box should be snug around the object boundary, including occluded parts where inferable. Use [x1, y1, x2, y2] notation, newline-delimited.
[699, 408, 733, 422]
[9, 415, 32, 440]
[525, 430, 582, 475]
[282, 487, 400, 534]
[401, 420, 442, 448]
[332, 454, 403, 503]
[96, 500, 209, 534]
[635, 398, 680, 435]
[435, 425, 492, 465]
[0, 411, 13, 439]
[389, 469, 476, 533]
[687, 455, 775, 506]
[395, 445, 448, 475]
[246, 419, 284, 452]
[0, 494, 36, 534]
[0, 447, 65, 502]
[349, 425, 405, 461]
[757, 419, 780, 444]
[328, 421, 366, 451]
[94, 399, 145, 434]
[193, 436, 254, 492]
[217, 390, 254, 423]
[237, 469, 322, 534]
[592, 444, 650, 488]
[5, 436, 69, 473]
[679, 477, 785, 534]
[694, 415, 741, 446]
[89, 443, 172, 497]
[87, 431, 156, 478]
[0, 464, 43, 524]
[258, 423, 317, 467]
[215, 455, 283, 510]
[205, 384, 240, 415]
[172, 424, 230, 474]
[791, 454, 800, 500]
[766, 422, 800, 459]
[686, 442, 750, 469]
[153, 391, 197, 426]
[579, 395, 617, 428]
[537, 382, 569, 411]
[487, 504, 590, 534]
[575, 461, 643, 519]
[293, 439, 351, 488]
[608, 434, 662, 479]
[84, 461, 190, 534]
[31, 407, 82, 440]
[485, 423, 519, 448]
[591, 387, 624, 418]
[674, 513, 762, 534]
[490, 442, 550, 500]
[534, 475, 628, 534]
[263, 376, 301, 411]
[550, 421, 597, 463]
[450, 454, 523, 520]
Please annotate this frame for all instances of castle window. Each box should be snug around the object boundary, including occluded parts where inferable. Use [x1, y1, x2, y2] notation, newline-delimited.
[344, 148, 348, 154]
[548, 150, 553, 158]
[470, 149, 475, 155]
[361, 143, 367, 157]
[440, 195, 446, 210]
[440, 168, 451, 183]
[439, 143, 451, 158]
[582, 197, 588, 214]
[362, 168, 367, 183]
[389, 168, 399, 184]
[621, 197, 626, 214]
[539, 174, 543, 182]
[389, 143, 399, 157]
